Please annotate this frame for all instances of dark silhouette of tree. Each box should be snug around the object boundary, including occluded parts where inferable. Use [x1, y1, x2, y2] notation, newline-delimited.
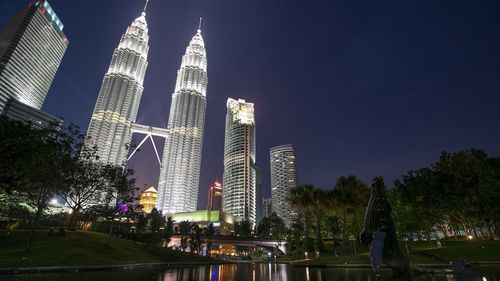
[287, 184, 314, 251]
[331, 176, 369, 242]
[179, 220, 193, 251]
[257, 212, 287, 240]
[204, 223, 215, 256]
[234, 219, 252, 237]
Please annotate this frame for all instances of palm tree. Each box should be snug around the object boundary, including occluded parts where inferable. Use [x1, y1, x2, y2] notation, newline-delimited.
[179, 220, 193, 251]
[310, 188, 331, 253]
[331, 176, 369, 242]
[287, 184, 314, 251]
[204, 223, 215, 256]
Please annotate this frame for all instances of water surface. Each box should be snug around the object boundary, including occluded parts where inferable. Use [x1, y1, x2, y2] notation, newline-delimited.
[4, 263, 499, 281]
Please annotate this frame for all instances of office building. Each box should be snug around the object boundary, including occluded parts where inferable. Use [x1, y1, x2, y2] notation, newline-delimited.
[207, 180, 223, 211]
[157, 25, 208, 215]
[3, 98, 61, 130]
[84, 5, 149, 166]
[270, 144, 298, 227]
[223, 98, 256, 225]
[0, 0, 68, 112]
[262, 197, 272, 219]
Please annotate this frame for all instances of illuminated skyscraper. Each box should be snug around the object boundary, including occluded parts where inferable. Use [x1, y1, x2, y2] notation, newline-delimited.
[156, 25, 208, 214]
[270, 144, 298, 227]
[85, 3, 149, 166]
[223, 98, 256, 225]
[0, 1, 68, 112]
[262, 197, 272, 219]
[207, 181, 223, 211]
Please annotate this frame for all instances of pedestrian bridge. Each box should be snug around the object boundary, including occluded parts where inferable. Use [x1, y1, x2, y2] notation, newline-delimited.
[168, 235, 288, 254]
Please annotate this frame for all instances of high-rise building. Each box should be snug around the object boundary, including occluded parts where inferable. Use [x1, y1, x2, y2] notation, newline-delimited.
[3, 98, 61, 130]
[84, 4, 149, 166]
[223, 98, 256, 225]
[207, 180, 223, 211]
[262, 197, 272, 219]
[0, 1, 68, 112]
[156, 26, 208, 215]
[139, 186, 157, 213]
[270, 144, 298, 227]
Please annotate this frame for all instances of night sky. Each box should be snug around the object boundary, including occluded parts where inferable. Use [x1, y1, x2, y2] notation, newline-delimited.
[1, 0, 500, 211]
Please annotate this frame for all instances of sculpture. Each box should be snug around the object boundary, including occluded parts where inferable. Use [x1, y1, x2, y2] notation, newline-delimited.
[360, 177, 411, 275]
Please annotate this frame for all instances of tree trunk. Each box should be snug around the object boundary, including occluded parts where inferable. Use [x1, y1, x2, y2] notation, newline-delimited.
[26, 206, 44, 251]
[483, 219, 495, 240]
[438, 223, 448, 239]
[314, 214, 322, 254]
[425, 228, 432, 245]
[342, 210, 347, 242]
[303, 211, 310, 251]
[106, 219, 115, 246]
[67, 209, 78, 228]
[461, 221, 469, 238]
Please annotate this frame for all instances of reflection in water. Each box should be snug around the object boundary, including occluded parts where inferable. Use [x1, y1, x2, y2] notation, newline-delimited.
[7, 264, 500, 281]
[156, 264, 498, 281]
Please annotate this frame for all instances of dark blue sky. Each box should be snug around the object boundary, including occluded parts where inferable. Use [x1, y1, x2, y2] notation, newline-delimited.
[2, 0, 500, 210]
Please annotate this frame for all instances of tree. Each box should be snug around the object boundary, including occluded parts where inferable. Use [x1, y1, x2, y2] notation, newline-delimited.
[310, 188, 329, 253]
[394, 149, 500, 240]
[103, 167, 138, 246]
[287, 185, 314, 251]
[257, 212, 287, 240]
[189, 224, 203, 253]
[0, 117, 79, 250]
[179, 220, 193, 252]
[204, 223, 215, 256]
[331, 176, 369, 242]
[60, 159, 119, 228]
[234, 219, 252, 237]
[164, 216, 174, 247]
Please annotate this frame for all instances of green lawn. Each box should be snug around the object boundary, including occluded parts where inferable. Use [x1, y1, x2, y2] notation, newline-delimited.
[0, 230, 216, 268]
[411, 240, 500, 263]
[287, 240, 500, 266]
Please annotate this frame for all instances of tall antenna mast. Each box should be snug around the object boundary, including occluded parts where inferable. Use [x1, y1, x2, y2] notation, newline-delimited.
[143, 0, 149, 13]
[198, 17, 203, 31]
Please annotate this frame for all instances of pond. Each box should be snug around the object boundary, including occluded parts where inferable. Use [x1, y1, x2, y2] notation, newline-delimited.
[4, 263, 500, 281]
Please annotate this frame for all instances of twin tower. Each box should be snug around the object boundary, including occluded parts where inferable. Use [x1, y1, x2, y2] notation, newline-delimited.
[85, 3, 207, 214]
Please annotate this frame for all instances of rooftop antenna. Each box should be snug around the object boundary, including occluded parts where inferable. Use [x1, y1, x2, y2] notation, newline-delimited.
[198, 17, 202, 32]
[143, 0, 149, 13]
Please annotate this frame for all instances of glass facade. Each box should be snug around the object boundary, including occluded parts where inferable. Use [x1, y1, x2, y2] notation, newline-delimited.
[0, 1, 68, 112]
[270, 144, 298, 227]
[84, 11, 149, 167]
[223, 98, 256, 226]
[156, 28, 208, 215]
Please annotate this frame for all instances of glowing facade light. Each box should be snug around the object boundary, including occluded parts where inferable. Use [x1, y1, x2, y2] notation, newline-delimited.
[223, 98, 257, 226]
[0, 0, 68, 112]
[84, 10, 149, 167]
[270, 144, 298, 227]
[156, 28, 208, 215]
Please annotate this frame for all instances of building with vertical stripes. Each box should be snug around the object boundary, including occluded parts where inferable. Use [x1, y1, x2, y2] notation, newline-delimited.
[84, 5, 149, 166]
[223, 98, 256, 226]
[156, 26, 208, 215]
[0, 0, 68, 112]
[270, 144, 298, 227]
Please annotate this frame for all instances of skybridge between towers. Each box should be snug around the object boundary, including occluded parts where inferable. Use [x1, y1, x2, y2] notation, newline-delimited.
[128, 123, 169, 167]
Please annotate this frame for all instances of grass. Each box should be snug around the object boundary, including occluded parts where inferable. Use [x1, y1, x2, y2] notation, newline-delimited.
[411, 240, 500, 263]
[284, 240, 500, 266]
[0, 230, 216, 268]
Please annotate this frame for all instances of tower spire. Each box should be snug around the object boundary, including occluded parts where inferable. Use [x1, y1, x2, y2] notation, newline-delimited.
[198, 17, 202, 33]
[143, 0, 149, 13]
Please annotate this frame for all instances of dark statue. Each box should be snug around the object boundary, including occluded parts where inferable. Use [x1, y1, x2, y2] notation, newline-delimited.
[360, 177, 411, 275]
